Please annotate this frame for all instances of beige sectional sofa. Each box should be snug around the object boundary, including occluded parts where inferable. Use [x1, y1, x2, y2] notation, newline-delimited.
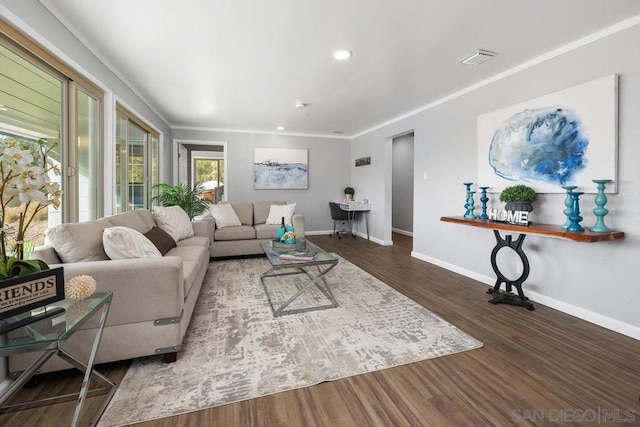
[206, 201, 305, 258]
[10, 208, 211, 375]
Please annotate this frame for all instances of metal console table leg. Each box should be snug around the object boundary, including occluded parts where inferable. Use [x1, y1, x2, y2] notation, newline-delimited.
[486, 230, 535, 310]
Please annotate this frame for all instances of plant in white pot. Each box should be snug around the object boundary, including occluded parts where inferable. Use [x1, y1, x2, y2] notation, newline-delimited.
[344, 186, 355, 200]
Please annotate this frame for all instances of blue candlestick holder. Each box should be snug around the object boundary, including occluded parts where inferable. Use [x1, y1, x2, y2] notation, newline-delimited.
[479, 186, 489, 220]
[465, 191, 477, 219]
[590, 179, 612, 232]
[561, 185, 578, 229]
[463, 183, 474, 218]
[566, 191, 585, 232]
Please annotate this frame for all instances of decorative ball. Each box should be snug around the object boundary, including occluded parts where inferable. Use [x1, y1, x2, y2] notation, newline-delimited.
[65, 275, 97, 300]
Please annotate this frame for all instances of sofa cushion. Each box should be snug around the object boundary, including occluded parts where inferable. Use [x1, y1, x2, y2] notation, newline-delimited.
[105, 210, 151, 234]
[214, 225, 256, 241]
[103, 226, 162, 260]
[48, 218, 112, 263]
[265, 203, 296, 226]
[153, 206, 195, 241]
[254, 201, 285, 224]
[254, 223, 280, 240]
[143, 227, 177, 255]
[208, 204, 242, 228]
[229, 202, 253, 225]
[165, 245, 209, 297]
[176, 235, 209, 249]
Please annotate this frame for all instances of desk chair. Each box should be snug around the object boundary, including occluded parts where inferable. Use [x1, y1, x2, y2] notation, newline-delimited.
[329, 202, 351, 238]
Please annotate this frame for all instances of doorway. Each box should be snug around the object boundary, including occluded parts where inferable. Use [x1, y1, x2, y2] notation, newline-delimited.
[173, 140, 227, 203]
[391, 132, 414, 244]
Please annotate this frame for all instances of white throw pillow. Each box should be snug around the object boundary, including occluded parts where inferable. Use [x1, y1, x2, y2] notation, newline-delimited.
[208, 204, 242, 229]
[265, 203, 296, 226]
[103, 226, 162, 260]
[153, 206, 195, 241]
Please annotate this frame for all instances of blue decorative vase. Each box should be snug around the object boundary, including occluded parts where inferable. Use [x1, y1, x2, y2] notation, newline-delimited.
[276, 226, 285, 240]
[479, 186, 490, 220]
[590, 179, 612, 233]
[566, 191, 585, 232]
[561, 185, 578, 229]
[285, 225, 295, 233]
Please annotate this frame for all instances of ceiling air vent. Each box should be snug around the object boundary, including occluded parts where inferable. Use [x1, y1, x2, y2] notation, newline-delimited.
[459, 49, 496, 66]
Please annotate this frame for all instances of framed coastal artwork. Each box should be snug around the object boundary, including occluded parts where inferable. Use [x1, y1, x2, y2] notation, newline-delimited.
[477, 74, 618, 193]
[254, 147, 308, 189]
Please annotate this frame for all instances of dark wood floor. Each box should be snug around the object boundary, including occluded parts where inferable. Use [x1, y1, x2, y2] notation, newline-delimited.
[2, 233, 639, 426]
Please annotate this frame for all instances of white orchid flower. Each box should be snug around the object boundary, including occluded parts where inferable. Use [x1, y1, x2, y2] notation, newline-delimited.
[17, 166, 46, 189]
[2, 146, 34, 165]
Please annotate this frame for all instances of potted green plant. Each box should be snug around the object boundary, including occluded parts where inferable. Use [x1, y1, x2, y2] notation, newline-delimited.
[151, 183, 210, 220]
[344, 186, 355, 200]
[499, 184, 538, 212]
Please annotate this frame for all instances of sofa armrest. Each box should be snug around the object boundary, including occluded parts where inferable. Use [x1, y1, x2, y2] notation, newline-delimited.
[293, 214, 305, 237]
[53, 256, 185, 326]
[31, 245, 62, 265]
[192, 219, 211, 239]
[200, 217, 217, 241]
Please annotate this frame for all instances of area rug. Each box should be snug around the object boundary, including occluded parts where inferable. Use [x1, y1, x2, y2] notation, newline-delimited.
[98, 256, 482, 426]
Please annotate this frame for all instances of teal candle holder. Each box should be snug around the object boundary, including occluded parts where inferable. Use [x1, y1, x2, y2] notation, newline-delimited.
[561, 185, 578, 229]
[566, 191, 585, 232]
[590, 179, 612, 232]
[479, 186, 489, 220]
[463, 183, 475, 219]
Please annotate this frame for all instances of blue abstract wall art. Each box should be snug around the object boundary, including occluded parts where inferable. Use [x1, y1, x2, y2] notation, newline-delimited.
[478, 75, 618, 194]
[488, 106, 589, 186]
[254, 147, 308, 189]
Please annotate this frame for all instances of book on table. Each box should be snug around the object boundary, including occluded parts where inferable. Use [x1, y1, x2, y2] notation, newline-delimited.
[279, 251, 318, 261]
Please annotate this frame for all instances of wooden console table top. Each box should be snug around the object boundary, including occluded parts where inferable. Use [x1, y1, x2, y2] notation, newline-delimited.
[440, 216, 625, 243]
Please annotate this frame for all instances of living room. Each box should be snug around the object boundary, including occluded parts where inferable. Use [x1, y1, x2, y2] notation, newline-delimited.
[1, 0, 640, 425]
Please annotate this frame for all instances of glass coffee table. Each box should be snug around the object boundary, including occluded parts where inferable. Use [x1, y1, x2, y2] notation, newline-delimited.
[260, 239, 339, 316]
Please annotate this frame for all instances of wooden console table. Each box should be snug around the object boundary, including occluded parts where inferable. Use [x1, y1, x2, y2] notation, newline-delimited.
[440, 216, 625, 310]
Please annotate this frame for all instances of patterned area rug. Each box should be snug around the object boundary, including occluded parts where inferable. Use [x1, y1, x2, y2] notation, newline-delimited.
[98, 256, 482, 426]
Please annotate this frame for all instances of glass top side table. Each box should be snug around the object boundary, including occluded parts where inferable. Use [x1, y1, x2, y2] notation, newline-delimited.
[0, 291, 115, 427]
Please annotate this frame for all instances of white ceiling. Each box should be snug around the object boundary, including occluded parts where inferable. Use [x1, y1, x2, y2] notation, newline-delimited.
[40, 0, 640, 137]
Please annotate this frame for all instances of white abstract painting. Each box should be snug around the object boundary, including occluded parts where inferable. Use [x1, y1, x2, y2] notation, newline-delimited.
[254, 147, 308, 189]
[478, 75, 618, 193]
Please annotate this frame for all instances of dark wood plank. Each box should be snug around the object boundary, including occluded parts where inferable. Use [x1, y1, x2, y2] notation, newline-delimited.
[2, 232, 639, 426]
[441, 215, 625, 242]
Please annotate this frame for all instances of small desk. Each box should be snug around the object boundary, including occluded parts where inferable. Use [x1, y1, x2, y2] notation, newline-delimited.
[0, 291, 115, 426]
[440, 216, 625, 310]
[339, 202, 371, 240]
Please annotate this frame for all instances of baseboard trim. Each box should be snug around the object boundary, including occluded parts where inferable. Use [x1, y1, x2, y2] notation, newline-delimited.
[411, 251, 640, 341]
[392, 228, 413, 237]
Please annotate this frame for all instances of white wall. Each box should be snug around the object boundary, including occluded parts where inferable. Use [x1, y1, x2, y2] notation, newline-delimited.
[351, 24, 640, 339]
[172, 128, 350, 232]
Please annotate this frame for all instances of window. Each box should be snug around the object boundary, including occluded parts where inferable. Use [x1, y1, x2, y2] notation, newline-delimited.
[0, 22, 102, 253]
[193, 156, 225, 203]
[115, 105, 159, 212]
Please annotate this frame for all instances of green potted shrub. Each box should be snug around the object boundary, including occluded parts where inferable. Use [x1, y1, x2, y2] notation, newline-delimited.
[151, 183, 210, 220]
[344, 186, 355, 200]
[499, 184, 537, 212]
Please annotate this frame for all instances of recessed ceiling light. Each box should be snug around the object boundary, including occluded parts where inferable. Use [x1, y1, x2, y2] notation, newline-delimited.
[294, 101, 307, 108]
[333, 50, 352, 60]
[332, 130, 342, 134]
[459, 49, 497, 66]
[276, 126, 285, 131]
